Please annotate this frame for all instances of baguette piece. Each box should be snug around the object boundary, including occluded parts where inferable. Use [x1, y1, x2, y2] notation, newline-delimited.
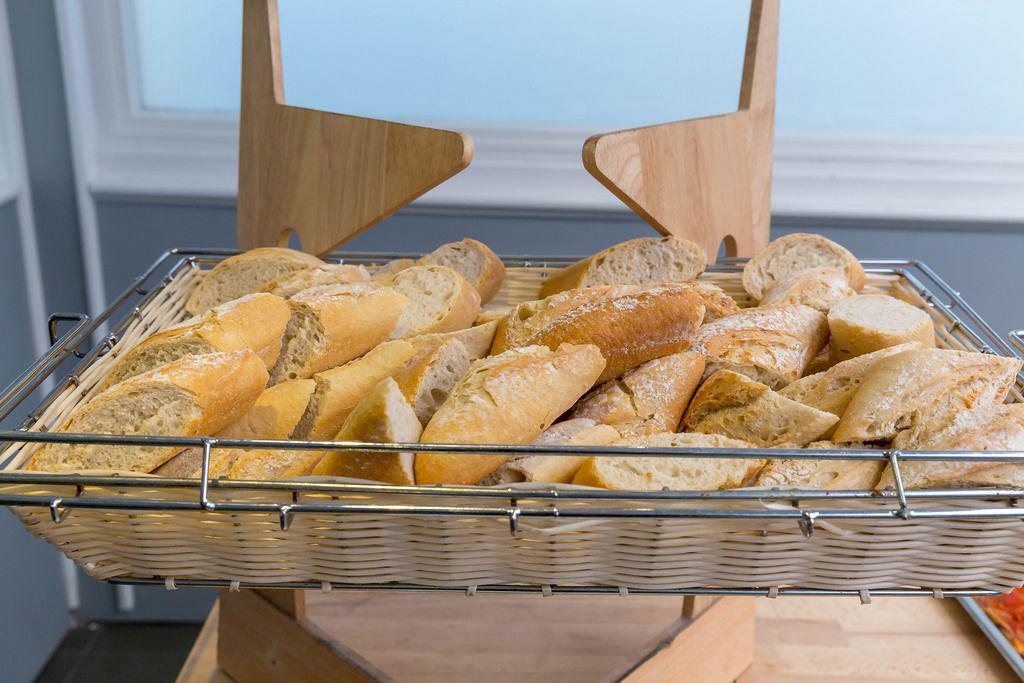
[386, 265, 481, 339]
[570, 351, 705, 436]
[415, 344, 606, 485]
[420, 239, 506, 304]
[833, 349, 1022, 443]
[394, 339, 471, 425]
[539, 236, 706, 298]
[779, 342, 923, 418]
[311, 378, 423, 484]
[100, 293, 289, 390]
[29, 351, 267, 473]
[479, 419, 622, 485]
[759, 266, 856, 312]
[153, 378, 316, 478]
[263, 264, 370, 298]
[755, 441, 884, 490]
[741, 233, 865, 300]
[228, 450, 323, 481]
[682, 370, 838, 447]
[373, 258, 416, 278]
[827, 294, 935, 362]
[493, 284, 705, 383]
[572, 432, 763, 491]
[669, 281, 740, 322]
[270, 283, 406, 384]
[410, 320, 498, 361]
[185, 247, 323, 315]
[689, 305, 829, 389]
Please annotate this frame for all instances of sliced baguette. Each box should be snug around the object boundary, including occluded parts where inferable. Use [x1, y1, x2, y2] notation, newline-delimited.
[570, 350, 705, 435]
[227, 450, 324, 481]
[755, 441, 884, 490]
[833, 349, 1022, 443]
[386, 265, 481, 339]
[741, 233, 865, 300]
[372, 258, 416, 278]
[480, 418, 622, 485]
[492, 284, 705, 383]
[394, 339, 471, 425]
[415, 343, 606, 485]
[572, 432, 763, 491]
[263, 264, 370, 298]
[409, 320, 498, 361]
[185, 247, 323, 315]
[681, 370, 838, 447]
[420, 238, 506, 304]
[28, 351, 268, 473]
[269, 283, 406, 384]
[311, 377, 423, 484]
[539, 236, 706, 298]
[758, 266, 856, 312]
[668, 280, 740, 322]
[827, 294, 935, 362]
[689, 305, 829, 389]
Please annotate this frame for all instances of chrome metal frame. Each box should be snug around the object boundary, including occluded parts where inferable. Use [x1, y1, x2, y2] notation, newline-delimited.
[2, 248, 1024, 597]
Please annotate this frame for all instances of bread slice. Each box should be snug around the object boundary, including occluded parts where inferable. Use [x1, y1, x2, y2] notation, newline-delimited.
[571, 351, 705, 435]
[409, 320, 498, 361]
[292, 339, 420, 440]
[833, 349, 1022, 443]
[479, 418, 622, 485]
[263, 264, 370, 298]
[741, 233, 865, 300]
[420, 239, 505, 304]
[373, 258, 416, 278]
[383, 265, 481, 339]
[28, 351, 268, 473]
[689, 305, 829, 389]
[394, 339, 471, 425]
[269, 283, 406, 384]
[779, 342, 923, 419]
[755, 441, 884, 490]
[185, 247, 323, 315]
[539, 236, 706, 298]
[311, 377, 423, 484]
[415, 343, 606, 485]
[681, 370, 838, 447]
[100, 293, 290, 391]
[668, 281, 740, 321]
[492, 284, 706, 383]
[827, 294, 935, 362]
[759, 266, 856, 312]
[572, 432, 763, 491]
[227, 450, 324, 481]
[153, 378, 316, 478]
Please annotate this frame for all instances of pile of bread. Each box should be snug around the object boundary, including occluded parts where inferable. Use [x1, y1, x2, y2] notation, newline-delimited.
[27, 232, 1024, 491]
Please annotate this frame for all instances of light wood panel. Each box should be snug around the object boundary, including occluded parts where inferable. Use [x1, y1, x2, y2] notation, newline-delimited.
[236, 0, 472, 255]
[583, 0, 778, 261]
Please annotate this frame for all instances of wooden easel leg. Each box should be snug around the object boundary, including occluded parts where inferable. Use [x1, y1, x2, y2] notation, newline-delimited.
[217, 588, 389, 682]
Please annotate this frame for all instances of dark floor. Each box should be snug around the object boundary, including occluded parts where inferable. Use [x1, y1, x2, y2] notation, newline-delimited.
[35, 622, 201, 683]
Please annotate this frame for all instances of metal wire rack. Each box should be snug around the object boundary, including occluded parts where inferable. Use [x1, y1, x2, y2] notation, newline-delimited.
[1, 248, 1024, 597]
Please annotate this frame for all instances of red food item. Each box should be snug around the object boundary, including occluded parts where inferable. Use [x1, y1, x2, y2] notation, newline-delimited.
[979, 589, 1024, 654]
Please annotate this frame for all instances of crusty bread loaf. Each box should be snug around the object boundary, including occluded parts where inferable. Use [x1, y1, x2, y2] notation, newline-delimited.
[153, 378, 316, 478]
[394, 339, 470, 425]
[756, 443, 884, 490]
[827, 294, 935, 362]
[311, 377, 423, 484]
[292, 339, 419, 440]
[758, 266, 856, 312]
[384, 265, 481, 339]
[419, 239, 506, 304]
[689, 305, 829, 389]
[263, 264, 370, 298]
[185, 248, 323, 315]
[570, 351, 704, 436]
[571, 432, 763, 491]
[539, 236, 706, 298]
[833, 349, 1022, 443]
[100, 293, 290, 391]
[415, 344, 606, 485]
[29, 351, 268, 473]
[479, 418, 622, 485]
[492, 284, 706, 383]
[667, 281, 740, 321]
[270, 283, 406, 384]
[741, 233, 865, 300]
[779, 342, 923, 420]
[681, 370, 838, 447]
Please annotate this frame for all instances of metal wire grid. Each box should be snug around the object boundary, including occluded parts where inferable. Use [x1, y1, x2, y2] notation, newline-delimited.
[2, 248, 1024, 597]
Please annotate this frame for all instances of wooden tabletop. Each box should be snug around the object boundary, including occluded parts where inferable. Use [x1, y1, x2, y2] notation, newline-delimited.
[177, 593, 1018, 682]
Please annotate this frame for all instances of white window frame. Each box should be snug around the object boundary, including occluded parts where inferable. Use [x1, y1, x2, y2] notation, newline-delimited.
[57, 0, 1024, 222]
